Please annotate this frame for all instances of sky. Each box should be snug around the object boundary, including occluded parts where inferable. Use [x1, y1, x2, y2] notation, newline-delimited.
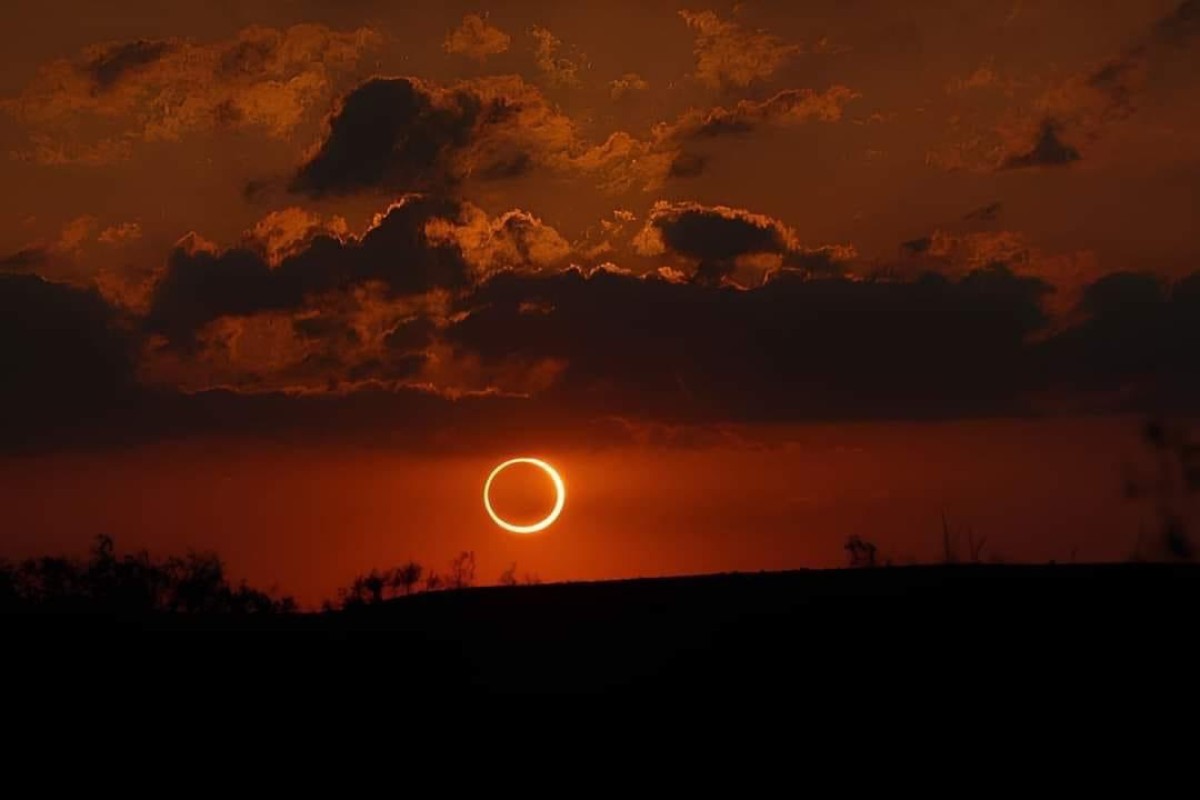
[1, 1, 1198, 604]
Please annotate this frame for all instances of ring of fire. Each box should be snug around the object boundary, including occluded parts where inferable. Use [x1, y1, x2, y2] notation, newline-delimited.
[483, 457, 566, 534]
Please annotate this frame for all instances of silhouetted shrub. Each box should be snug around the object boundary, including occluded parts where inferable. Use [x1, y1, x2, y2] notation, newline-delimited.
[448, 551, 476, 589]
[392, 561, 423, 595]
[0, 535, 294, 613]
[844, 535, 877, 568]
[1124, 416, 1198, 561]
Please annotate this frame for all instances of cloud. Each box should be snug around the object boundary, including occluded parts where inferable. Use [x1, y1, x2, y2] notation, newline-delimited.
[446, 264, 1055, 420]
[144, 195, 469, 346]
[1000, 119, 1081, 170]
[287, 71, 856, 196]
[0, 248, 47, 272]
[1042, 271, 1200, 404]
[245, 207, 349, 266]
[574, 85, 857, 190]
[1087, 0, 1200, 119]
[138, 282, 450, 393]
[531, 25, 584, 87]
[443, 14, 511, 61]
[889, 228, 1104, 319]
[667, 85, 858, 139]
[931, 1, 1200, 172]
[630, 85, 858, 184]
[4, 24, 380, 163]
[424, 203, 571, 277]
[962, 201, 1003, 223]
[87, 39, 174, 90]
[678, 9, 801, 89]
[609, 73, 649, 100]
[1, 215, 129, 277]
[98, 222, 143, 245]
[633, 201, 850, 286]
[290, 75, 574, 197]
[0, 273, 136, 450]
[6, 221, 1200, 454]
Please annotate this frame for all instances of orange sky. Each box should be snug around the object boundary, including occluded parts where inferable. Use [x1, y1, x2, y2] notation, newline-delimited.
[0, 416, 1176, 606]
[1, 2, 1199, 601]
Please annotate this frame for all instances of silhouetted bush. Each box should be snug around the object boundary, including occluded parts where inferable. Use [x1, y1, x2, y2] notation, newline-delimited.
[1124, 416, 1198, 561]
[844, 535, 877, 567]
[392, 561, 423, 595]
[333, 551, 481, 609]
[448, 551, 476, 589]
[0, 535, 294, 614]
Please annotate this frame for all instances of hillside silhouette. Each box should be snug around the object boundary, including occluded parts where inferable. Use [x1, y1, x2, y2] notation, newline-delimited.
[4, 543, 1197, 691]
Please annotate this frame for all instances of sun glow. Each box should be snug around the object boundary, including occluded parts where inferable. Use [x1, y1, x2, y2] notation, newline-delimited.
[483, 457, 565, 534]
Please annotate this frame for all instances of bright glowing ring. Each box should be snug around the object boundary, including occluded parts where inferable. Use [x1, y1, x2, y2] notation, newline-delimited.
[483, 457, 565, 534]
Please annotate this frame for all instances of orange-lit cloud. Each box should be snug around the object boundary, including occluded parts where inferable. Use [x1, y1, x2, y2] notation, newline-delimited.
[679, 9, 801, 89]
[98, 222, 143, 245]
[530, 25, 584, 87]
[424, 204, 571, 278]
[930, 1, 1200, 171]
[444, 14, 511, 61]
[609, 73, 649, 100]
[4, 24, 380, 164]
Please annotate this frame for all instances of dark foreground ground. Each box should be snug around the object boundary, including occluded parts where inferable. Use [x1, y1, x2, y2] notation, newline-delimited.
[7, 564, 1199, 693]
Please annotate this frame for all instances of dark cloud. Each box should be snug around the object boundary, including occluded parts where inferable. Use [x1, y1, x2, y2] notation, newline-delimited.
[1153, 0, 1200, 47]
[447, 265, 1054, 420]
[0, 247, 47, 272]
[901, 236, 932, 256]
[634, 201, 849, 286]
[7, 257, 1200, 455]
[290, 75, 574, 197]
[475, 151, 533, 180]
[654, 205, 791, 262]
[1000, 120, 1081, 170]
[668, 152, 707, 178]
[963, 202, 1003, 223]
[87, 39, 173, 90]
[383, 317, 438, 352]
[288, 74, 856, 196]
[291, 78, 482, 196]
[146, 195, 468, 345]
[1045, 271, 1200, 400]
[1083, 1, 1200, 124]
[0, 274, 137, 451]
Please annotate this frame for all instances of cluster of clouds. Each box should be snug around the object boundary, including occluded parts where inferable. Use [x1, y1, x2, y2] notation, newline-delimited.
[3, 5, 1200, 452]
[286, 72, 857, 198]
[931, 0, 1200, 171]
[3, 24, 380, 164]
[5, 185, 1200, 453]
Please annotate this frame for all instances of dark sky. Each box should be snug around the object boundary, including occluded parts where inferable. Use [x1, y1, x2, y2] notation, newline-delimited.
[1, 1, 1197, 602]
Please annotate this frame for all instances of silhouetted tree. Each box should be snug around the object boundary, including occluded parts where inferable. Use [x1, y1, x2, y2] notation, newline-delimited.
[392, 561, 423, 595]
[0, 559, 18, 610]
[448, 551, 476, 589]
[424, 571, 444, 592]
[844, 535, 877, 568]
[1124, 416, 1199, 561]
[941, 513, 958, 564]
[499, 563, 518, 587]
[0, 535, 294, 613]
